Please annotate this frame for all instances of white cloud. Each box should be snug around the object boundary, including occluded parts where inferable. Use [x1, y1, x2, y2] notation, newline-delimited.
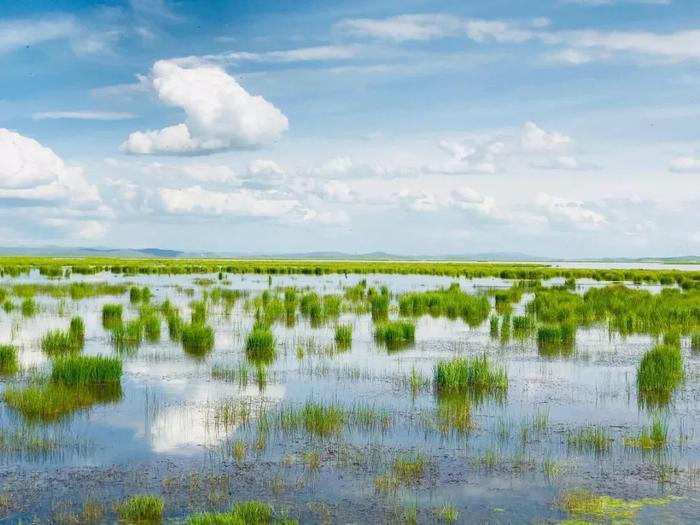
[530, 155, 597, 170]
[33, 111, 137, 121]
[177, 45, 359, 66]
[521, 122, 573, 152]
[535, 193, 607, 230]
[0, 16, 75, 53]
[395, 188, 444, 212]
[121, 60, 288, 155]
[322, 180, 354, 203]
[0, 129, 101, 205]
[302, 156, 354, 177]
[336, 14, 548, 43]
[182, 163, 239, 183]
[157, 186, 300, 218]
[668, 156, 700, 173]
[450, 186, 496, 215]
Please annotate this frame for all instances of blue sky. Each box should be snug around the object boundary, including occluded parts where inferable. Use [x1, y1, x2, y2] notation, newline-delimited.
[1, 0, 699, 257]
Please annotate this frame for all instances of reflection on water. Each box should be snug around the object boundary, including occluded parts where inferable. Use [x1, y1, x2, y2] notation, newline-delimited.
[0, 270, 698, 523]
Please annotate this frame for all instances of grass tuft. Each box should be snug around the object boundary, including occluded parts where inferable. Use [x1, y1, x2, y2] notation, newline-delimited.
[115, 494, 164, 524]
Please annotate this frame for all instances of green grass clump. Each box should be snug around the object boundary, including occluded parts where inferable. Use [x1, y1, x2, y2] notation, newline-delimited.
[21, 298, 38, 317]
[334, 324, 352, 348]
[374, 320, 415, 350]
[102, 303, 123, 329]
[691, 333, 700, 351]
[167, 311, 183, 340]
[41, 328, 82, 355]
[245, 323, 276, 364]
[3, 381, 121, 423]
[115, 494, 164, 524]
[111, 319, 143, 351]
[0, 344, 18, 375]
[190, 300, 207, 324]
[512, 315, 535, 332]
[70, 316, 85, 346]
[139, 306, 161, 342]
[536, 322, 576, 356]
[623, 417, 667, 449]
[181, 323, 215, 357]
[399, 283, 490, 326]
[637, 344, 683, 407]
[186, 500, 297, 525]
[278, 401, 346, 437]
[392, 452, 427, 482]
[434, 355, 508, 395]
[51, 355, 122, 385]
[567, 426, 612, 453]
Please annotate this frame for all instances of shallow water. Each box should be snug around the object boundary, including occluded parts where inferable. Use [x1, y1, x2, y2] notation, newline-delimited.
[0, 271, 699, 524]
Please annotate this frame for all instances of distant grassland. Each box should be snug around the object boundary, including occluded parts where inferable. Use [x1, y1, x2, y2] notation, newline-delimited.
[0, 257, 699, 285]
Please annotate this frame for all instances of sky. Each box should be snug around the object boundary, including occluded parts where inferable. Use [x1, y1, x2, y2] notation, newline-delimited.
[1, 0, 699, 258]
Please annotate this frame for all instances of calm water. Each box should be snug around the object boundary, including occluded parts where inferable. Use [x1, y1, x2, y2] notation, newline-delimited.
[0, 271, 698, 524]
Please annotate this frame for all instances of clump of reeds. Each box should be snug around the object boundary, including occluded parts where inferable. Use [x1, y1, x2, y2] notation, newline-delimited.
[434, 355, 508, 395]
[637, 344, 683, 407]
[623, 416, 667, 449]
[334, 324, 352, 348]
[102, 303, 123, 330]
[114, 494, 164, 524]
[139, 305, 161, 342]
[536, 322, 576, 356]
[399, 283, 490, 326]
[21, 298, 38, 317]
[111, 319, 143, 351]
[391, 452, 426, 482]
[190, 300, 207, 324]
[187, 500, 280, 525]
[51, 355, 122, 385]
[567, 425, 612, 454]
[369, 289, 390, 322]
[374, 320, 415, 350]
[245, 322, 276, 364]
[0, 344, 18, 375]
[3, 384, 97, 422]
[41, 323, 83, 355]
[181, 322, 215, 357]
[692, 333, 700, 351]
[129, 286, 151, 304]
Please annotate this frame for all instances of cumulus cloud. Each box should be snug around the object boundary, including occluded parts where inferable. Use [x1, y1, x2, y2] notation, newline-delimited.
[530, 155, 598, 170]
[450, 186, 496, 215]
[521, 122, 573, 151]
[535, 193, 606, 230]
[157, 186, 301, 218]
[301, 156, 354, 177]
[0, 129, 101, 205]
[182, 163, 239, 184]
[668, 156, 700, 173]
[121, 60, 288, 155]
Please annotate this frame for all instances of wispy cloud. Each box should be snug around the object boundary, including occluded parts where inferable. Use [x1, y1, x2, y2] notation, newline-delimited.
[33, 111, 137, 121]
[0, 16, 76, 53]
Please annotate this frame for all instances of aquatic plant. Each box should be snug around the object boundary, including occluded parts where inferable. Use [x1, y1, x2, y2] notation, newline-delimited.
[567, 426, 612, 453]
[245, 322, 276, 364]
[692, 333, 700, 351]
[437, 504, 459, 524]
[392, 452, 426, 482]
[637, 344, 683, 407]
[21, 298, 38, 317]
[399, 284, 490, 326]
[111, 320, 143, 351]
[559, 489, 681, 522]
[434, 355, 508, 395]
[102, 303, 123, 329]
[186, 500, 297, 525]
[3, 382, 121, 422]
[190, 300, 207, 324]
[334, 324, 352, 348]
[69, 316, 85, 346]
[374, 320, 415, 350]
[0, 344, 18, 375]
[181, 322, 215, 356]
[623, 417, 668, 449]
[536, 322, 576, 356]
[115, 494, 164, 524]
[51, 355, 122, 385]
[41, 326, 83, 355]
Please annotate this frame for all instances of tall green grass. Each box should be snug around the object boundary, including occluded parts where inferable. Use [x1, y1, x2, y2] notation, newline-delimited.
[41, 320, 84, 355]
[399, 283, 490, 326]
[115, 494, 164, 524]
[245, 322, 276, 365]
[637, 344, 683, 407]
[21, 298, 38, 317]
[374, 320, 415, 350]
[692, 333, 700, 351]
[434, 355, 508, 396]
[334, 324, 352, 348]
[0, 344, 18, 375]
[102, 303, 123, 330]
[181, 322, 215, 356]
[111, 319, 143, 351]
[51, 355, 122, 384]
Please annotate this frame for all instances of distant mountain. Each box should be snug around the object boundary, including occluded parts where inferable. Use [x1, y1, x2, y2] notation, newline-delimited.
[0, 245, 696, 263]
